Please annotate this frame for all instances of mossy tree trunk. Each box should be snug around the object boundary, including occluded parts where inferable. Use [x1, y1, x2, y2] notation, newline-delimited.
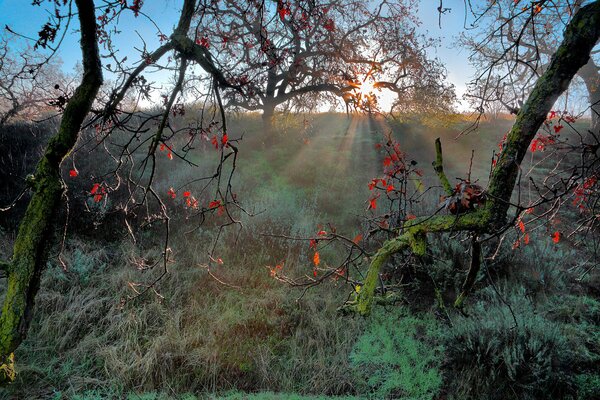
[0, 0, 102, 383]
[353, 0, 600, 315]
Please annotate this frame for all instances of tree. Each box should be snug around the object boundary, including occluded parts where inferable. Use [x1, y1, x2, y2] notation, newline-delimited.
[352, 0, 600, 314]
[0, 0, 103, 383]
[462, 0, 599, 130]
[191, 0, 455, 129]
[0, 36, 71, 126]
[0, 0, 237, 382]
[269, 1, 600, 317]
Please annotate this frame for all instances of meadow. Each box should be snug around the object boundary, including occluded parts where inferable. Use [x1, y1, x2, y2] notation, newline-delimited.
[0, 113, 598, 399]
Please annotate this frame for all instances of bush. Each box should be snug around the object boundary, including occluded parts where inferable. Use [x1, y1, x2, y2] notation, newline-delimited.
[349, 307, 444, 400]
[445, 288, 574, 400]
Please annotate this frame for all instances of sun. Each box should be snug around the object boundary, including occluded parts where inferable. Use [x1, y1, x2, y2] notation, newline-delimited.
[358, 78, 376, 96]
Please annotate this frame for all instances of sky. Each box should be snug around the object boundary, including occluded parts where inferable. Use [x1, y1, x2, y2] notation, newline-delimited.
[0, 0, 477, 109]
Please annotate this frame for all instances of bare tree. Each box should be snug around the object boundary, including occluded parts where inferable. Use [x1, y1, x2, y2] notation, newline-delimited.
[0, 36, 72, 126]
[189, 0, 454, 130]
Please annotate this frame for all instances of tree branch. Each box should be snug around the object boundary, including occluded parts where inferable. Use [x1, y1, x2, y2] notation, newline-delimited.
[433, 138, 454, 196]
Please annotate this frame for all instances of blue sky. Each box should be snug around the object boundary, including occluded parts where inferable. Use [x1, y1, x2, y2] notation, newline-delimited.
[0, 0, 476, 106]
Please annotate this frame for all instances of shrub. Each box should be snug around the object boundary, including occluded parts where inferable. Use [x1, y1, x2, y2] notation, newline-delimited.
[349, 307, 444, 400]
[445, 288, 574, 399]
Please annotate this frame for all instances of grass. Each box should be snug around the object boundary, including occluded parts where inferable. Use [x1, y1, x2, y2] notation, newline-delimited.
[0, 113, 598, 399]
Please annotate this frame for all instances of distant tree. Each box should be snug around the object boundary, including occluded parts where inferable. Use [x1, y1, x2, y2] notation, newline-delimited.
[191, 0, 455, 129]
[0, 36, 72, 126]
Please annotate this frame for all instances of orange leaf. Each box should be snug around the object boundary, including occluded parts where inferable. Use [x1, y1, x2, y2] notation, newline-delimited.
[353, 234, 363, 245]
[313, 251, 320, 266]
[518, 220, 525, 233]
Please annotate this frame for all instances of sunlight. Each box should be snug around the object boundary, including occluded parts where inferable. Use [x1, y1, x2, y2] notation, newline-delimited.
[358, 78, 376, 97]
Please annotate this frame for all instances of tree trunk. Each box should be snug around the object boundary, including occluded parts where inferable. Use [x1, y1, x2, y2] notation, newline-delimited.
[0, 0, 102, 384]
[351, 0, 600, 316]
[579, 59, 600, 131]
[262, 102, 276, 135]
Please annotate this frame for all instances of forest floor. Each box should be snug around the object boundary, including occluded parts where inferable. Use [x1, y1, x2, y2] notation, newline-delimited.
[0, 113, 598, 400]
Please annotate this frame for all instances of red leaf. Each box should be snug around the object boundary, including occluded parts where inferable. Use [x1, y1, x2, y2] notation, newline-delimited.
[383, 156, 392, 167]
[309, 239, 317, 249]
[90, 183, 100, 195]
[553, 124, 563, 133]
[196, 36, 210, 48]
[317, 230, 327, 236]
[167, 151, 173, 160]
[183, 191, 191, 197]
[552, 231, 560, 244]
[368, 179, 378, 191]
[524, 234, 530, 245]
[518, 220, 525, 233]
[167, 188, 176, 199]
[69, 169, 78, 177]
[368, 197, 377, 210]
[386, 184, 394, 193]
[211, 135, 219, 149]
[221, 133, 228, 145]
[323, 18, 335, 31]
[353, 234, 363, 245]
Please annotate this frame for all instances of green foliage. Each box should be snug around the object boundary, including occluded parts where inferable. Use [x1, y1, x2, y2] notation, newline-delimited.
[47, 244, 107, 285]
[574, 373, 600, 400]
[445, 288, 574, 400]
[350, 307, 444, 399]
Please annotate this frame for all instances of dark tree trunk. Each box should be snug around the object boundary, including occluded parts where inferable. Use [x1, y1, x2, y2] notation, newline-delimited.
[579, 59, 600, 131]
[262, 102, 276, 136]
